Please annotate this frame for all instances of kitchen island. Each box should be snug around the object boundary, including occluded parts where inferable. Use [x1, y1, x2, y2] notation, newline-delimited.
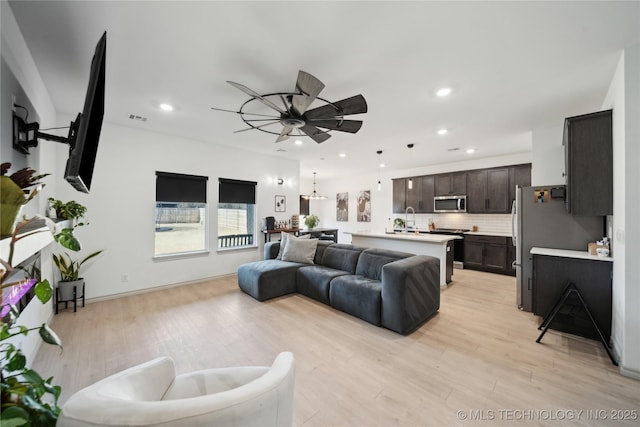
[346, 231, 460, 288]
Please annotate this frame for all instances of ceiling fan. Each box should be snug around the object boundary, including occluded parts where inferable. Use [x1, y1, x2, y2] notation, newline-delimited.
[211, 70, 367, 143]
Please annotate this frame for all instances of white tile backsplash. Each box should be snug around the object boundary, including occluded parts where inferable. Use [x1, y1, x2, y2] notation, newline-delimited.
[396, 213, 513, 234]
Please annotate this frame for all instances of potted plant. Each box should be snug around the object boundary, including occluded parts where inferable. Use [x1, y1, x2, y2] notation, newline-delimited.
[1, 163, 49, 237]
[47, 198, 87, 224]
[305, 214, 319, 229]
[52, 251, 102, 302]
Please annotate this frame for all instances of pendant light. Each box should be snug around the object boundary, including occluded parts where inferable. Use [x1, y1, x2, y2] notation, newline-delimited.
[301, 172, 327, 200]
[377, 150, 383, 191]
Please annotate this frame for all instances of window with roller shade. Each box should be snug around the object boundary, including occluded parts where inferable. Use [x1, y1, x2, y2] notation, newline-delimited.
[217, 178, 257, 249]
[155, 172, 208, 256]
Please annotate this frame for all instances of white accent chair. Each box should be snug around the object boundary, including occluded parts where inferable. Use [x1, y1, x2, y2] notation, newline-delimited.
[57, 352, 295, 427]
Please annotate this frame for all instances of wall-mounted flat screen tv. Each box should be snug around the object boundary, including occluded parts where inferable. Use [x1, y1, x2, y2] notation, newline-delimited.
[64, 31, 106, 193]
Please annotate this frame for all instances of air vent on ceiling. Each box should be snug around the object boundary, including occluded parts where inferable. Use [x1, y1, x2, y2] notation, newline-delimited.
[276, 148, 286, 152]
[128, 114, 148, 122]
[448, 147, 460, 152]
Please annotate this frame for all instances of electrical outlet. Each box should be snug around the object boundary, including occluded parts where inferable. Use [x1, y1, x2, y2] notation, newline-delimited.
[121, 274, 129, 283]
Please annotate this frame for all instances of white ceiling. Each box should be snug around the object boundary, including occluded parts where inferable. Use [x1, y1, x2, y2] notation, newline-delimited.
[8, 1, 640, 181]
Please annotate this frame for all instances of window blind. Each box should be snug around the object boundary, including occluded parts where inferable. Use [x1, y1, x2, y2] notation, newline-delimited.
[219, 178, 257, 204]
[156, 172, 208, 203]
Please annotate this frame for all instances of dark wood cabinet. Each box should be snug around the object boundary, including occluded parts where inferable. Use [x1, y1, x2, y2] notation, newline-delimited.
[464, 235, 509, 274]
[563, 110, 613, 216]
[435, 172, 466, 196]
[466, 167, 510, 213]
[392, 178, 408, 213]
[533, 254, 612, 342]
[509, 164, 532, 206]
[393, 175, 435, 213]
[419, 175, 435, 213]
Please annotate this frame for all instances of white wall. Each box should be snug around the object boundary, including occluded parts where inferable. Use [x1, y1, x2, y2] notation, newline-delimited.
[1, 2, 60, 362]
[49, 120, 300, 300]
[531, 124, 565, 186]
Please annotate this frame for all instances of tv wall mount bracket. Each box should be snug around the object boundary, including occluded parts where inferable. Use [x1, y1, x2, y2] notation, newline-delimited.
[12, 111, 80, 154]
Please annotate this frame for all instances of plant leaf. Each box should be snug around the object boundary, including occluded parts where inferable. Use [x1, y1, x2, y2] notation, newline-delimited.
[38, 324, 63, 349]
[34, 279, 52, 304]
[7, 348, 26, 371]
[54, 228, 81, 251]
[0, 406, 30, 427]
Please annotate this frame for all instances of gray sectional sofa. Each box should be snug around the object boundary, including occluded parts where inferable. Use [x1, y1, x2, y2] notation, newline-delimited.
[237, 239, 440, 335]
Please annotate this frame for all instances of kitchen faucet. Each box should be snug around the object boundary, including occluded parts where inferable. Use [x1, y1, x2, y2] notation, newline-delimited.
[405, 206, 416, 232]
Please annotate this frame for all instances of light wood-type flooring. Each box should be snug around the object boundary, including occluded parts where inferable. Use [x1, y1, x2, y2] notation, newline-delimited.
[33, 269, 640, 426]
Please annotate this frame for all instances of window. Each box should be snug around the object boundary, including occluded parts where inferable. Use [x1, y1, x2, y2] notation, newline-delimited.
[217, 178, 257, 249]
[155, 172, 208, 256]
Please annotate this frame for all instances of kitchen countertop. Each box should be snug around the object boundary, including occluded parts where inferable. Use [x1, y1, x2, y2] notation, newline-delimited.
[531, 247, 613, 262]
[346, 231, 460, 244]
[464, 230, 512, 237]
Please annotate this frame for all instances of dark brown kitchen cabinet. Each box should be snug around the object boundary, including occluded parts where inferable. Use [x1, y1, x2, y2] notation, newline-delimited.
[563, 110, 613, 216]
[392, 178, 407, 213]
[466, 167, 509, 213]
[509, 164, 532, 206]
[435, 172, 466, 196]
[405, 177, 421, 211]
[418, 175, 435, 213]
[532, 254, 612, 342]
[464, 234, 509, 274]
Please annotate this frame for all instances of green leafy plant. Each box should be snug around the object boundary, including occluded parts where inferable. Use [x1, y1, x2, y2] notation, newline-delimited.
[47, 198, 87, 222]
[394, 218, 405, 229]
[53, 251, 103, 282]
[304, 214, 319, 229]
[1, 217, 66, 426]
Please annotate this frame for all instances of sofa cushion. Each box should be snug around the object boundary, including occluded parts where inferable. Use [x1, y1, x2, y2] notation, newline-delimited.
[281, 236, 318, 264]
[276, 233, 310, 260]
[355, 248, 413, 281]
[296, 266, 350, 304]
[238, 260, 302, 301]
[320, 244, 364, 273]
[329, 275, 383, 326]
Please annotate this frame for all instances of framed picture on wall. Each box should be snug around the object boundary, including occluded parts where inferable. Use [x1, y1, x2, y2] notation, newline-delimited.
[336, 192, 348, 221]
[357, 190, 371, 222]
[275, 195, 286, 212]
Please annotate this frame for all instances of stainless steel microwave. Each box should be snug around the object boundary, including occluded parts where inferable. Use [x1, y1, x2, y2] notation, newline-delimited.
[434, 195, 467, 213]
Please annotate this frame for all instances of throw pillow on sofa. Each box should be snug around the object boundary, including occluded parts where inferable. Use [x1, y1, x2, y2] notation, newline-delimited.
[276, 232, 310, 260]
[281, 235, 318, 264]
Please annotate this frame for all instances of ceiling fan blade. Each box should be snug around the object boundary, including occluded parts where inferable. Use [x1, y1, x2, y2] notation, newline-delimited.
[210, 107, 279, 118]
[227, 81, 286, 114]
[308, 119, 363, 133]
[292, 71, 325, 115]
[233, 120, 281, 133]
[301, 124, 331, 144]
[276, 126, 293, 143]
[304, 94, 368, 119]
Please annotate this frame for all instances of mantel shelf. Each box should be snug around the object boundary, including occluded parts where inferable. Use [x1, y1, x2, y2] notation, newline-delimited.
[0, 220, 54, 267]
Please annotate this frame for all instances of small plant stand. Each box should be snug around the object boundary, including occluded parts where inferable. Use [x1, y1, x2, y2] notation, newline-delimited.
[55, 281, 85, 313]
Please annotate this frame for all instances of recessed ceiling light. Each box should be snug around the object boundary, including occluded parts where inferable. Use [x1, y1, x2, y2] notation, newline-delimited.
[379, 163, 385, 168]
[159, 103, 174, 112]
[437, 128, 448, 136]
[466, 148, 475, 154]
[436, 88, 452, 97]
[339, 153, 346, 158]
[294, 139, 303, 146]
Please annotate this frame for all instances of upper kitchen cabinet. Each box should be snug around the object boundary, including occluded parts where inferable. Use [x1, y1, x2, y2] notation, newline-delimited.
[392, 176, 435, 213]
[467, 167, 510, 213]
[435, 172, 466, 196]
[509, 164, 532, 206]
[563, 110, 613, 216]
[392, 178, 408, 213]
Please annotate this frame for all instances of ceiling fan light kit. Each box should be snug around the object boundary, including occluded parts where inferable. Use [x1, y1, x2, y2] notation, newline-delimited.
[212, 70, 367, 144]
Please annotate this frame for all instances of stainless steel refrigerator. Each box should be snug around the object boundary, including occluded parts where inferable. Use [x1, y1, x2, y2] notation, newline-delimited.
[511, 185, 605, 312]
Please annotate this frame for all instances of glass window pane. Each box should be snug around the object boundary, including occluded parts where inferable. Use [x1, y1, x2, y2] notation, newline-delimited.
[155, 202, 207, 256]
[217, 203, 255, 248]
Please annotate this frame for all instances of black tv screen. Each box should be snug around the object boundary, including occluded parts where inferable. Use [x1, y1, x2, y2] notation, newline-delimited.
[64, 31, 106, 193]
